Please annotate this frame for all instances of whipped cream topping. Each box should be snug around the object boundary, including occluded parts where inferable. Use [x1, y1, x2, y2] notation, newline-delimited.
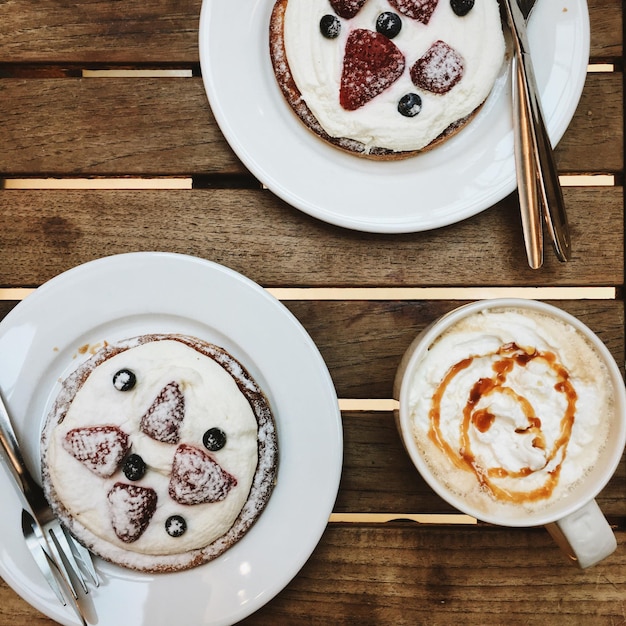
[283, 0, 506, 152]
[46, 339, 259, 555]
[408, 308, 612, 514]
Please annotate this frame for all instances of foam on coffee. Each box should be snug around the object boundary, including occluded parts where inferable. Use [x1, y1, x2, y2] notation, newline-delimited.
[407, 307, 613, 517]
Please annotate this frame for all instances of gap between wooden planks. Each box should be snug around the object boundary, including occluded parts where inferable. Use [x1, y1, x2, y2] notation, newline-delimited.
[329, 513, 478, 524]
[0, 287, 617, 302]
[0, 175, 617, 189]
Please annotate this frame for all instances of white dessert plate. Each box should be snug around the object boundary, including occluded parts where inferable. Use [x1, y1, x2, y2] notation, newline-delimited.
[0, 252, 342, 626]
[199, 0, 589, 233]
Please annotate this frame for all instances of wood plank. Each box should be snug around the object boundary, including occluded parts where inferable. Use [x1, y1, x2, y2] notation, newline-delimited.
[245, 526, 626, 625]
[0, 302, 17, 319]
[0, 73, 622, 176]
[283, 300, 625, 398]
[0, 77, 241, 176]
[0, 0, 200, 64]
[1, 526, 624, 625]
[558, 73, 624, 174]
[588, 0, 624, 59]
[0, 0, 620, 63]
[2, 299, 621, 399]
[337, 412, 626, 516]
[0, 188, 622, 287]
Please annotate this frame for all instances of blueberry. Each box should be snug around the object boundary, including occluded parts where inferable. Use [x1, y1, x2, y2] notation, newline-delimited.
[320, 14, 341, 39]
[398, 93, 422, 118]
[123, 453, 146, 481]
[450, 0, 475, 17]
[376, 12, 402, 39]
[165, 515, 187, 538]
[113, 368, 136, 391]
[203, 427, 227, 452]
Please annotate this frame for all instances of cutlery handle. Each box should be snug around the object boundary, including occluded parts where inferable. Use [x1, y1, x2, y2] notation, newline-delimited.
[513, 53, 543, 269]
[0, 391, 41, 501]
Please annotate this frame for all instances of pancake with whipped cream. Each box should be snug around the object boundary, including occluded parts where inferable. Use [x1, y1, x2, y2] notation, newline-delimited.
[270, 0, 506, 158]
[41, 334, 278, 573]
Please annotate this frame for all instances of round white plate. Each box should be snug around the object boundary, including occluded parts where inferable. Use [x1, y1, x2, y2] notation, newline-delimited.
[199, 0, 589, 233]
[0, 252, 342, 626]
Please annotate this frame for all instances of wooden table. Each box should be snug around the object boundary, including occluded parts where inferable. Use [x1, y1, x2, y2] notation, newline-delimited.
[0, 1, 624, 624]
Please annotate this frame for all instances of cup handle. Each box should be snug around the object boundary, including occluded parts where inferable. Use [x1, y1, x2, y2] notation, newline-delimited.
[545, 500, 617, 569]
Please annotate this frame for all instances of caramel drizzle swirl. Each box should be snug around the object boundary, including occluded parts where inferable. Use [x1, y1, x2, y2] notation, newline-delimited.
[428, 343, 577, 504]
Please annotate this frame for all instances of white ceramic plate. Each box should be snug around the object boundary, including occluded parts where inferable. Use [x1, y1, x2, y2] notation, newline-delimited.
[0, 252, 342, 626]
[199, 0, 589, 233]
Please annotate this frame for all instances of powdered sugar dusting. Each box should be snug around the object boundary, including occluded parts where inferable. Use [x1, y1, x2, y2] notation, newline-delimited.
[63, 426, 130, 478]
[140, 381, 185, 443]
[330, 0, 368, 19]
[411, 40, 465, 94]
[389, 0, 440, 23]
[169, 444, 238, 505]
[107, 482, 158, 543]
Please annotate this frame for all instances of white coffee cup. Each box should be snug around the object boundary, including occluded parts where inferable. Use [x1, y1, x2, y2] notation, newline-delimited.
[394, 299, 626, 568]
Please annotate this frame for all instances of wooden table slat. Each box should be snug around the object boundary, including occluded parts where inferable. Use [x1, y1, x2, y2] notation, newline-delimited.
[338, 411, 626, 516]
[0, 187, 622, 288]
[244, 525, 626, 625]
[0, 72, 622, 176]
[0, 0, 621, 63]
[284, 299, 625, 398]
[1, 525, 624, 626]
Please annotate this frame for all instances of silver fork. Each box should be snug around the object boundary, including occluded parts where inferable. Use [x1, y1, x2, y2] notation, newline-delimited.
[0, 389, 98, 625]
[502, 0, 571, 268]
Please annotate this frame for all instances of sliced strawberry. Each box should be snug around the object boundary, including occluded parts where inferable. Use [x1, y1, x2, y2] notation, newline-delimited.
[329, 0, 368, 19]
[340, 29, 405, 111]
[410, 40, 465, 94]
[168, 444, 238, 506]
[107, 482, 158, 543]
[63, 425, 130, 477]
[140, 381, 185, 444]
[388, 0, 440, 24]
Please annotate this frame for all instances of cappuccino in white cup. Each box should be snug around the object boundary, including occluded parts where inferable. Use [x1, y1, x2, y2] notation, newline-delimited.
[394, 299, 626, 568]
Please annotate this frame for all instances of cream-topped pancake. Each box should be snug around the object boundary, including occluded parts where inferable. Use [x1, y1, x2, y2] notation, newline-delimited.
[41, 334, 278, 572]
[270, 0, 506, 158]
